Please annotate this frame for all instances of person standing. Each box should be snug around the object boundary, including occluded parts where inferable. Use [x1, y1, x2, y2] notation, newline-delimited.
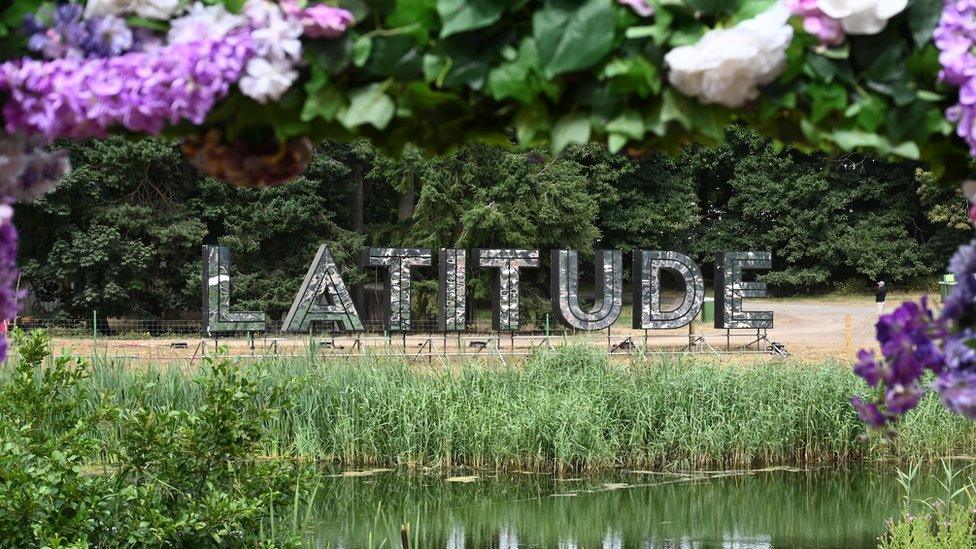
[875, 281, 887, 317]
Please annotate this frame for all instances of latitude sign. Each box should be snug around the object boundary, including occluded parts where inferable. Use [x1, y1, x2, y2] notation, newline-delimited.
[203, 245, 773, 335]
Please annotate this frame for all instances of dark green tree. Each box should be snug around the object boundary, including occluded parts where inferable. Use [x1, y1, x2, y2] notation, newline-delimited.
[19, 138, 208, 316]
[18, 138, 366, 320]
[689, 127, 940, 291]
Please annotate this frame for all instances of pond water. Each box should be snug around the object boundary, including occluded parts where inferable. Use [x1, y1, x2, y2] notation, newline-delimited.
[308, 467, 966, 548]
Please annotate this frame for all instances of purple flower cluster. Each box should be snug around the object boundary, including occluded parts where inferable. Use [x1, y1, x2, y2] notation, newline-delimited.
[854, 239, 976, 427]
[0, 208, 19, 362]
[933, 241, 976, 418]
[280, 0, 355, 38]
[23, 3, 135, 60]
[0, 31, 255, 139]
[785, 0, 844, 46]
[852, 299, 943, 425]
[0, 133, 70, 202]
[935, 1, 976, 154]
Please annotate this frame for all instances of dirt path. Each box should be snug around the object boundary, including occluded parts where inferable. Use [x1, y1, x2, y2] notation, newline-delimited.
[43, 296, 917, 364]
[758, 299, 884, 360]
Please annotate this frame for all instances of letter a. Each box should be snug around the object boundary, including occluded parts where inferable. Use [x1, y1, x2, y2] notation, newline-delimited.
[283, 244, 363, 332]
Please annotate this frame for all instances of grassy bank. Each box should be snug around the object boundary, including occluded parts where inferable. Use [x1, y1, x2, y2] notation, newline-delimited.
[31, 347, 976, 471]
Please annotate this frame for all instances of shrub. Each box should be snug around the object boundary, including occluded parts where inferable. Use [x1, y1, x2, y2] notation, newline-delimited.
[0, 330, 304, 547]
[880, 502, 976, 549]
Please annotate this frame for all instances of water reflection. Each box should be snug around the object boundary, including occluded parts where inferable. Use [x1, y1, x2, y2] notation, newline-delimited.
[309, 468, 968, 548]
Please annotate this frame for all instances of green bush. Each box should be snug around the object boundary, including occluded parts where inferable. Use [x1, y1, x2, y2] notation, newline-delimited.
[0, 330, 305, 547]
[881, 502, 976, 549]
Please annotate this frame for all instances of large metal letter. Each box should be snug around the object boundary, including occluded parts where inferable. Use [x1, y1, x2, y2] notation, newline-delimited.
[282, 244, 363, 332]
[550, 250, 623, 331]
[362, 247, 432, 332]
[202, 245, 267, 334]
[715, 251, 773, 329]
[438, 248, 466, 332]
[474, 249, 540, 332]
[632, 251, 704, 330]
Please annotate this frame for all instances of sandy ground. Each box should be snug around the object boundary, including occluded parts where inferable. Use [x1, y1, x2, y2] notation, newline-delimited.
[41, 296, 913, 364]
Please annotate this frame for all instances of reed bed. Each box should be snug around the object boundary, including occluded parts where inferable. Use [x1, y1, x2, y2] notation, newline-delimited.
[28, 346, 976, 471]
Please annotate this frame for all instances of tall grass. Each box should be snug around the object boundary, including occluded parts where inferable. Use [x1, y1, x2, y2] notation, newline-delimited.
[24, 346, 976, 471]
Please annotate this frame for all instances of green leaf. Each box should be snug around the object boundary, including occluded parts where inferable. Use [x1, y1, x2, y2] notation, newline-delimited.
[437, 0, 506, 37]
[301, 68, 346, 122]
[304, 36, 353, 75]
[221, 0, 246, 13]
[647, 4, 674, 45]
[515, 103, 549, 147]
[601, 57, 661, 97]
[551, 113, 591, 154]
[829, 129, 882, 151]
[423, 54, 451, 85]
[608, 133, 628, 153]
[862, 41, 906, 84]
[365, 36, 423, 79]
[302, 86, 345, 122]
[487, 39, 549, 104]
[807, 82, 847, 124]
[534, 0, 616, 78]
[889, 140, 921, 159]
[908, 0, 941, 47]
[829, 129, 921, 159]
[387, 0, 439, 41]
[658, 88, 692, 131]
[692, 105, 730, 143]
[926, 108, 954, 136]
[125, 16, 169, 32]
[353, 36, 372, 67]
[729, 0, 774, 22]
[906, 44, 940, 77]
[625, 5, 672, 44]
[341, 0, 372, 21]
[2, 1, 42, 30]
[668, 21, 707, 46]
[805, 55, 854, 84]
[624, 26, 657, 39]
[606, 110, 645, 140]
[820, 44, 849, 60]
[686, 0, 733, 17]
[423, 46, 491, 89]
[886, 100, 929, 142]
[338, 85, 396, 129]
[849, 96, 885, 132]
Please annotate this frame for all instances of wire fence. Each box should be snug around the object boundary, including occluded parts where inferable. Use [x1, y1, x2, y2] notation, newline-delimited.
[18, 315, 789, 361]
[16, 316, 556, 338]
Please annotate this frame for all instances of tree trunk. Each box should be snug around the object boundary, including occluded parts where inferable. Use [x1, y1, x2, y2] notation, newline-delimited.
[351, 162, 365, 313]
[398, 185, 415, 222]
[352, 163, 364, 233]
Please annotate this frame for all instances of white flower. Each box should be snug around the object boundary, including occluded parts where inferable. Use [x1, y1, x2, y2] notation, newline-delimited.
[133, 0, 182, 19]
[84, 0, 133, 18]
[167, 2, 246, 44]
[239, 57, 299, 103]
[664, 2, 793, 108]
[84, 0, 182, 19]
[817, 0, 907, 35]
[246, 0, 302, 62]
